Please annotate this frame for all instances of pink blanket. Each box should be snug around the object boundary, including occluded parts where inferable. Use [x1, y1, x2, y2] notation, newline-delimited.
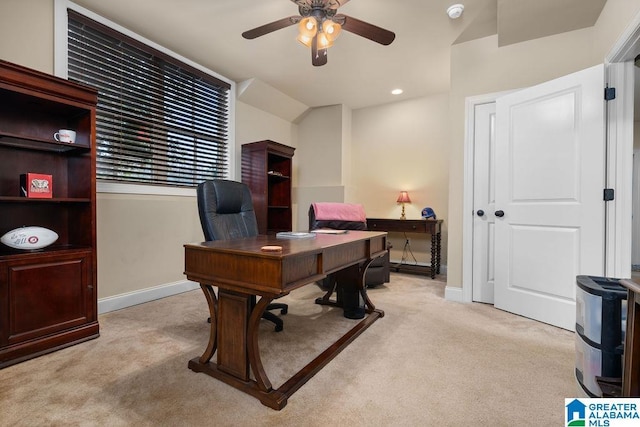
[312, 202, 367, 222]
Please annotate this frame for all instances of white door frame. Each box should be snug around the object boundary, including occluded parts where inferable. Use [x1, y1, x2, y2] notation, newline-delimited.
[460, 16, 639, 303]
[603, 14, 639, 278]
[603, 60, 634, 278]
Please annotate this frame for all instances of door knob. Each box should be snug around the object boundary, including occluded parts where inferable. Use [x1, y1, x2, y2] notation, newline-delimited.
[476, 210, 485, 217]
[495, 210, 505, 217]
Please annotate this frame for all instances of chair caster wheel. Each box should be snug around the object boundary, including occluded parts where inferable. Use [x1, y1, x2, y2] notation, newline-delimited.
[281, 307, 288, 315]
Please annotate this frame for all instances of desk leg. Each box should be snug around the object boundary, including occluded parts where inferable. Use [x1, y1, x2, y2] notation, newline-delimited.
[248, 296, 274, 392]
[213, 290, 252, 380]
[189, 289, 288, 409]
[362, 258, 381, 315]
[198, 284, 218, 364]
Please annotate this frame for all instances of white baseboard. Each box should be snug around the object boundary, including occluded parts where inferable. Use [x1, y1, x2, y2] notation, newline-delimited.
[444, 285, 464, 302]
[98, 280, 200, 314]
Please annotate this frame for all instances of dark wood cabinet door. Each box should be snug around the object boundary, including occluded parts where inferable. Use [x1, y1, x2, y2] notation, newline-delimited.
[0, 251, 95, 346]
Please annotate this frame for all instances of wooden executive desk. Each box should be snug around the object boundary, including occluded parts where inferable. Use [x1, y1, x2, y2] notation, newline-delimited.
[184, 230, 387, 410]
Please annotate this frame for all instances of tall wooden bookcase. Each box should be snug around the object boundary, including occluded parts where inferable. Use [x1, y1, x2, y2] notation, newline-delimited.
[0, 60, 99, 368]
[241, 141, 295, 234]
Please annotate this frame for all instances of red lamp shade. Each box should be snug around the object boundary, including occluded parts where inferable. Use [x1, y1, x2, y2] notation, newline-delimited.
[397, 191, 411, 220]
[396, 191, 411, 203]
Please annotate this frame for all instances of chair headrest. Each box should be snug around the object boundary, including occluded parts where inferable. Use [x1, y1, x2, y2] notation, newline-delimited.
[211, 180, 245, 214]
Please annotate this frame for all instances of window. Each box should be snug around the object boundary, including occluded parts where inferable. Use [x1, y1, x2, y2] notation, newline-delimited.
[67, 10, 231, 187]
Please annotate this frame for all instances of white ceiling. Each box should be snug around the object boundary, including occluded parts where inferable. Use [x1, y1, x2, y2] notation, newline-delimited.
[71, 0, 607, 111]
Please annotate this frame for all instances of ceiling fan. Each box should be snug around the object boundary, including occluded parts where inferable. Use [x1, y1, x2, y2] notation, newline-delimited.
[242, 0, 396, 66]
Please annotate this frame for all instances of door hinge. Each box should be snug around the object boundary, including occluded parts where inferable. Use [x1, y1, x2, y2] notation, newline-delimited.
[604, 188, 615, 201]
[605, 87, 616, 101]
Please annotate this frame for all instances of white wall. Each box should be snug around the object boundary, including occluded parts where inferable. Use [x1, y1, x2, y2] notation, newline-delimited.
[351, 94, 450, 265]
[0, 0, 53, 74]
[295, 105, 347, 230]
[235, 102, 298, 152]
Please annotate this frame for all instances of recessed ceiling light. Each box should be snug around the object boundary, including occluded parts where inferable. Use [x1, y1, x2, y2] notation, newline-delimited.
[447, 4, 464, 19]
[391, 89, 403, 95]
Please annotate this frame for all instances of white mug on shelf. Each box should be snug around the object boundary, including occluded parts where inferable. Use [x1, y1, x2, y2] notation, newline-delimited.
[53, 129, 76, 143]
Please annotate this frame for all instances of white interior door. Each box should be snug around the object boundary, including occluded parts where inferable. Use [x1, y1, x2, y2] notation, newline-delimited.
[494, 64, 606, 330]
[472, 102, 496, 304]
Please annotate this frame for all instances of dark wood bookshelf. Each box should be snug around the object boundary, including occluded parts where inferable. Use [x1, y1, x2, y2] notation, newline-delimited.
[0, 60, 99, 368]
[241, 140, 295, 235]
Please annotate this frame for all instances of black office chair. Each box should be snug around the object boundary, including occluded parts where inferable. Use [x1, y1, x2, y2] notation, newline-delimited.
[196, 179, 288, 332]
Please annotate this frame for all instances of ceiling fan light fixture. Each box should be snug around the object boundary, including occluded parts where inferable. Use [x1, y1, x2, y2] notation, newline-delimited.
[316, 31, 334, 49]
[297, 33, 314, 48]
[322, 19, 342, 41]
[298, 17, 318, 38]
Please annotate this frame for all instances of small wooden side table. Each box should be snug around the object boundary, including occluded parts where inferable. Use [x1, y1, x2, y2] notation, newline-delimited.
[366, 218, 442, 278]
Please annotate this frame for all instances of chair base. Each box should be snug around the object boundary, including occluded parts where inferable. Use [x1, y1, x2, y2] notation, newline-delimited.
[267, 302, 288, 315]
[264, 303, 287, 332]
[262, 311, 284, 332]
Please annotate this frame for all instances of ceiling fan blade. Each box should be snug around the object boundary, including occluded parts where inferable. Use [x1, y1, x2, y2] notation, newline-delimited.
[242, 16, 300, 39]
[311, 36, 328, 66]
[336, 14, 395, 45]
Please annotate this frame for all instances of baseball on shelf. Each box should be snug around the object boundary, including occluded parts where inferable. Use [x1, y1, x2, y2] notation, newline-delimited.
[1, 226, 59, 250]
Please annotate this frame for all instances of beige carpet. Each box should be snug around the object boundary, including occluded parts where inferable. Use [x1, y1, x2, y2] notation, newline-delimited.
[0, 273, 577, 426]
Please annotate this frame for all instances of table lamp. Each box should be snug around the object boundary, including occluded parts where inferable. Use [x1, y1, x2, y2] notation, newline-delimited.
[397, 191, 411, 220]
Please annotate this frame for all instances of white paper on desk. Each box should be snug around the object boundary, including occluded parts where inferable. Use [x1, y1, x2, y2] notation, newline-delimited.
[310, 229, 348, 234]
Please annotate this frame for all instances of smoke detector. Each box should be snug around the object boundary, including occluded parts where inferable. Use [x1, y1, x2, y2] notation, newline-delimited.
[447, 4, 465, 19]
